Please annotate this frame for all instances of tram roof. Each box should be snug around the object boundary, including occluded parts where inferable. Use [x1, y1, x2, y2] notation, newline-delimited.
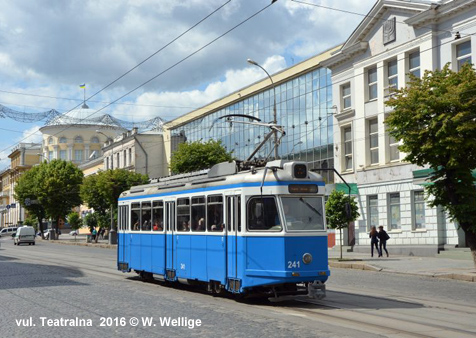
[121, 160, 325, 200]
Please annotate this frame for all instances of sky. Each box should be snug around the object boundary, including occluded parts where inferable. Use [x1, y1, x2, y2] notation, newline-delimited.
[0, 0, 377, 170]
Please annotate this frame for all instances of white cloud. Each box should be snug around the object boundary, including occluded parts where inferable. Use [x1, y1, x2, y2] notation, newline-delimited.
[0, 0, 376, 151]
[18, 125, 42, 144]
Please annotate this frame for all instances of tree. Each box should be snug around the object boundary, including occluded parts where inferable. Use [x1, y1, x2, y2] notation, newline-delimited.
[81, 169, 148, 231]
[14, 165, 47, 238]
[169, 139, 234, 174]
[325, 190, 360, 260]
[386, 63, 476, 266]
[35, 159, 84, 237]
[67, 212, 82, 230]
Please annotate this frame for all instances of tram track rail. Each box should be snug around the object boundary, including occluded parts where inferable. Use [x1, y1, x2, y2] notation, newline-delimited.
[3, 242, 476, 338]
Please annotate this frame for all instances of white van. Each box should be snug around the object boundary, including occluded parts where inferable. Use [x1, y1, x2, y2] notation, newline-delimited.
[0, 227, 17, 237]
[14, 226, 36, 246]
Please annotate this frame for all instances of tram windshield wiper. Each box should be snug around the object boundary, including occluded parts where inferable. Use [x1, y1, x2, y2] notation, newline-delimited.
[299, 197, 322, 216]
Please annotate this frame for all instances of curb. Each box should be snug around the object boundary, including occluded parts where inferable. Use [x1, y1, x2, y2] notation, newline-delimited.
[43, 239, 116, 249]
[329, 260, 476, 282]
[329, 260, 381, 272]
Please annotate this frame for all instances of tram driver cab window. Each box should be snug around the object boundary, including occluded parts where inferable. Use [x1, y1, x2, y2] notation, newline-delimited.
[247, 196, 282, 231]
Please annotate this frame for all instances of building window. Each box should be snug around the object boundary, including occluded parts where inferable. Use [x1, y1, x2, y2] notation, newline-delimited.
[413, 190, 425, 229]
[128, 148, 132, 166]
[124, 150, 127, 167]
[456, 40, 471, 71]
[386, 59, 398, 96]
[74, 150, 83, 162]
[59, 137, 67, 144]
[48, 151, 53, 161]
[106, 157, 109, 170]
[368, 195, 379, 231]
[91, 136, 99, 144]
[48, 136, 54, 145]
[59, 150, 67, 160]
[388, 192, 401, 230]
[369, 119, 379, 165]
[389, 133, 399, 162]
[408, 51, 420, 78]
[74, 136, 83, 144]
[343, 126, 352, 171]
[368, 67, 378, 101]
[341, 83, 351, 110]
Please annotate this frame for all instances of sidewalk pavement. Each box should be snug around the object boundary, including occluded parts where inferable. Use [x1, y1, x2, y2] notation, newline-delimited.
[328, 247, 476, 282]
[43, 236, 476, 283]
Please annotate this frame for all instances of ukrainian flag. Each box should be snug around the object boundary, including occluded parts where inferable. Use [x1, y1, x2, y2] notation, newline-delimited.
[79, 84, 85, 88]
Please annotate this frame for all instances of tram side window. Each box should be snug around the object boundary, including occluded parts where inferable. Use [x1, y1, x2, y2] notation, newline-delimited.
[124, 205, 129, 230]
[247, 196, 282, 231]
[118, 207, 122, 231]
[141, 202, 152, 231]
[152, 201, 164, 231]
[191, 197, 206, 232]
[131, 203, 141, 231]
[207, 195, 224, 232]
[177, 198, 190, 232]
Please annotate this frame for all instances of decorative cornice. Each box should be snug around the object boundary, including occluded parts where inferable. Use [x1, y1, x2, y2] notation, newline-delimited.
[335, 109, 356, 122]
[405, 0, 476, 29]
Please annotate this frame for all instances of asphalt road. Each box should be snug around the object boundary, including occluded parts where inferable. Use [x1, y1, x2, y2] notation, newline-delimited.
[1, 238, 475, 338]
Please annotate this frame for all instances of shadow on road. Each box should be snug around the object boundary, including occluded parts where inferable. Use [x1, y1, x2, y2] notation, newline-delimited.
[0, 259, 87, 291]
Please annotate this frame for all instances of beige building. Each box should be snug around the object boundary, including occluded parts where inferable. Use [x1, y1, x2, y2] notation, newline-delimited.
[0, 167, 11, 227]
[0, 143, 41, 227]
[40, 105, 125, 165]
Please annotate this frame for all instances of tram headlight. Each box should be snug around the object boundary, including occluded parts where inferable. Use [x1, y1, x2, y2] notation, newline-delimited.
[302, 253, 313, 264]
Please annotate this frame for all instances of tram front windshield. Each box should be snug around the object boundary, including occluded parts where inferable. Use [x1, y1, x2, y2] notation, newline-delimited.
[281, 197, 325, 231]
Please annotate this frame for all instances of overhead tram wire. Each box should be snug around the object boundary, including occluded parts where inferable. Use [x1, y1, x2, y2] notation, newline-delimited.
[0, 1, 278, 155]
[81, 0, 232, 105]
[0, 1, 231, 125]
[7, 1, 470, 156]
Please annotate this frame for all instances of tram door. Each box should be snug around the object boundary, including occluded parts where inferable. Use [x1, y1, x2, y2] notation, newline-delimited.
[165, 201, 176, 280]
[226, 194, 240, 283]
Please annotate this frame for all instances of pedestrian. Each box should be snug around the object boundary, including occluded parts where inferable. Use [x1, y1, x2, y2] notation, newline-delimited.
[91, 226, 97, 241]
[369, 226, 380, 257]
[378, 225, 390, 257]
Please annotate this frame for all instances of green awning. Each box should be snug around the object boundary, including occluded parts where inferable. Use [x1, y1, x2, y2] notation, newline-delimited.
[413, 168, 476, 185]
[336, 183, 358, 195]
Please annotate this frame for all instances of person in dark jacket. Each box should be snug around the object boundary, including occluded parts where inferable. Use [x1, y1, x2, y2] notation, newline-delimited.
[369, 226, 380, 257]
[377, 226, 390, 257]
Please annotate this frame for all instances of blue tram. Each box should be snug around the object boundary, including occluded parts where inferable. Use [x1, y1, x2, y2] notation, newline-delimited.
[117, 160, 329, 299]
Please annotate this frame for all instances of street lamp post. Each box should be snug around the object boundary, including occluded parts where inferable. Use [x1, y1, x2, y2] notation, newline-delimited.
[95, 130, 117, 245]
[96, 130, 113, 169]
[247, 58, 278, 159]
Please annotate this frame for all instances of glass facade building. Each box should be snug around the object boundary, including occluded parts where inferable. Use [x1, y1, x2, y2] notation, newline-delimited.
[169, 65, 335, 183]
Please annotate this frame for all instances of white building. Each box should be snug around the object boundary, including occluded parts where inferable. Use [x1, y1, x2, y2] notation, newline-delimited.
[102, 128, 168, 179]
[323, 0, 475, 255]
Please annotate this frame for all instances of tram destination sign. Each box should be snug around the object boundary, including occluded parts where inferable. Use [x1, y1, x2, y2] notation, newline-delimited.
[288, 184, 318, 193]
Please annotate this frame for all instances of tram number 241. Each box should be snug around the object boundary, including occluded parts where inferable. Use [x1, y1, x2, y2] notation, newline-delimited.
[287, 261, 301, 269]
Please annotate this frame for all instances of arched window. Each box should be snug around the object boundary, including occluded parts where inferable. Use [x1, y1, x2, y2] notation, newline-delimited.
[48, 136, 54, 145]
[74, 136, 83, 144]
[91, 136, 100, 144]
[59, 137, 67, 144]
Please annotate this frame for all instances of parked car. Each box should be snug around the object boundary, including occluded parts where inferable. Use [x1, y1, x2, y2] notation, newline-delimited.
[0, 226, 17, 238]
[43, 229, 61, 239]
[14, 226, 36, 245]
